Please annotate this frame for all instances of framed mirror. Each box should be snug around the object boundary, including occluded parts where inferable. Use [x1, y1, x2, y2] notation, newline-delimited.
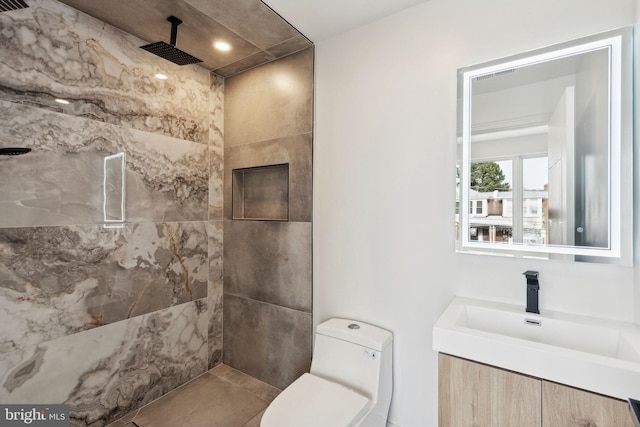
[456, 27, 633, 263]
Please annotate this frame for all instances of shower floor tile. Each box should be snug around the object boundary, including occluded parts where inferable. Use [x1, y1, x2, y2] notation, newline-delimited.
[106, 364, 279, 427]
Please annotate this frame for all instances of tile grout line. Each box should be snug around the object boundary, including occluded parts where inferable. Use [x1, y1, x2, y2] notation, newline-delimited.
[223, 291, 312, 316]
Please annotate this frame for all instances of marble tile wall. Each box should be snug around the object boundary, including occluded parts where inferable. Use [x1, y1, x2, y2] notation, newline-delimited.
[0, 300, 208, 426]
[0, 0, 210, 144]
[223, 47, 314, 390]
[0, 100, 209, 226]
[0, 222, 208, 354]
[208, 73, 225, 369]
[0, 1, 224, 425]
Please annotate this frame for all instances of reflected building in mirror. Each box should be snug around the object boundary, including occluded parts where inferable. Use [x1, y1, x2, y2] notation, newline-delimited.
[467, 187, 548, 246]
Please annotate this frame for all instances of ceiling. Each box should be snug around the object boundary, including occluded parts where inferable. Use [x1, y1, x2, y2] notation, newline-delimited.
[59, 0, 312, 77]
[59, 0, 430, 77]
[262, 0, 432, 42]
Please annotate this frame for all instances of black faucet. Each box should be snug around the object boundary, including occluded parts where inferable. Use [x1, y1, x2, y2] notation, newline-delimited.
[523, 271, 540, 314]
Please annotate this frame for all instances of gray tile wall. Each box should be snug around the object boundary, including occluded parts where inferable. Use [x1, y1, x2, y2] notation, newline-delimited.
[0, 1, 223, 425]
[225, 133, 313, 222]
[223, 47, 314, 390]
[224, 49, 314, 147]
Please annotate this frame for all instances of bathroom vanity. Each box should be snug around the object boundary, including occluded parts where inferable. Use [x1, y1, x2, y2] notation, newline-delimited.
[433, 297, 640, 427]
[438, 354, 635, 427]
[444, 21, 639, 427]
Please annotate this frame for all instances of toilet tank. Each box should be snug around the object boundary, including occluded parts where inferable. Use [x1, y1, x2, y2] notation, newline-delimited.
[310, 319, 393, 408]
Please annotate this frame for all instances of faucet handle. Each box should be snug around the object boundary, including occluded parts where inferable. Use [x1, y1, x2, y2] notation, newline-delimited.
[523, 270, 539, 279]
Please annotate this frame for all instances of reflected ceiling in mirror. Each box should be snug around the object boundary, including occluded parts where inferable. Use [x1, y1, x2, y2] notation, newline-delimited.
[455, 27, 633, 264]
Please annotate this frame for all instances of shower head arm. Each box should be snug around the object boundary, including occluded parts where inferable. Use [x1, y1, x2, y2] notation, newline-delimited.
[139, 15, 201, 65]
[167, 16, 182, 47]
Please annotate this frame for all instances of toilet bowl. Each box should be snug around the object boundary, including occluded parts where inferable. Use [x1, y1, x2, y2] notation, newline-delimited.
[261, 318, 393, 427]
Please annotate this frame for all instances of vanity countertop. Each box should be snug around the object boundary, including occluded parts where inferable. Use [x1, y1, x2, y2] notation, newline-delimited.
[433, 296, 640, 400]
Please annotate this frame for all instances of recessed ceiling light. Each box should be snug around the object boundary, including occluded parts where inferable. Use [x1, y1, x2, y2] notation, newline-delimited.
[54, 98, 70, 105]
[155, 73, 168, 80]
[214, 41, 231, 52]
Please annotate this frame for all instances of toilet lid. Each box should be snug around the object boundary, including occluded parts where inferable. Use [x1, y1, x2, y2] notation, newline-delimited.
[261, 373, 371, 427]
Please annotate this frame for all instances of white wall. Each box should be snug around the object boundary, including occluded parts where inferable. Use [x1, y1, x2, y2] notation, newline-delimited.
[313, 0, 637, 426]
[635, 0, 640, 328]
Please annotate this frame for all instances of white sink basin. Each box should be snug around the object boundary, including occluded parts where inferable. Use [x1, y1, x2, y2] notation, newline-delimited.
[433, 297, 640, 399]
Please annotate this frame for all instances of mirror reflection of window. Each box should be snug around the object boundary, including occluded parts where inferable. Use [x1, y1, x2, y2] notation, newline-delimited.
[522, 157, 548, 246]
[457, 26, 632, 262]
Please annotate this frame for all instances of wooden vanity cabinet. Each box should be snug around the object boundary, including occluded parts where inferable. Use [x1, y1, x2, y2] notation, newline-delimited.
[542, 381, 635, 427]
[438, 353, 541, 427]
[439, 354, 634, 427]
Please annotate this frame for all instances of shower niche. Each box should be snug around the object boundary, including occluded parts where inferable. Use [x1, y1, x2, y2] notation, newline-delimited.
[232, 163, 289, 221]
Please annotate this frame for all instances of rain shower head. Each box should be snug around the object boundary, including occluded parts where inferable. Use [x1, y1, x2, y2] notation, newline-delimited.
[140, 16, 202, 66]
[0, 0, 29, 13]
[0, 147, 31, 156]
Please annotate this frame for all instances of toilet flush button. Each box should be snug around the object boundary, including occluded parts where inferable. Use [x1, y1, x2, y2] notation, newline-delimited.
[348, 323, 360, 330]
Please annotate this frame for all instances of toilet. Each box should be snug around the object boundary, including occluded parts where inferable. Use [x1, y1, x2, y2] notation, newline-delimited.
[261, 318, 393, 427]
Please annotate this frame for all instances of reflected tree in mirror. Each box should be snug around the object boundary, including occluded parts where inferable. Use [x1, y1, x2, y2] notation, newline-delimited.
[471, 162, 510, 192]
